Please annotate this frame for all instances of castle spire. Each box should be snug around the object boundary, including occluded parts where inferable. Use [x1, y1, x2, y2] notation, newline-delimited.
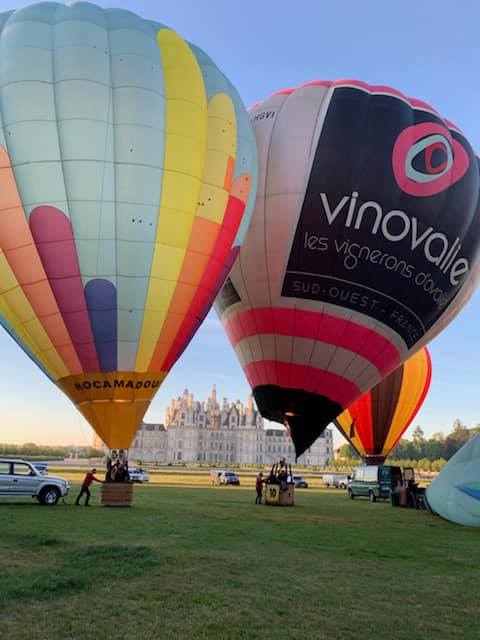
[210, 384, 217, 408]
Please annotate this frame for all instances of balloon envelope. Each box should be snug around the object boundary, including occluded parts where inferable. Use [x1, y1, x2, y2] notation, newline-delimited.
[335, 348, 431, 464]
[0, 2, 257, 448]
[215, 80, 480, 457]
[426, 434, 480, 528]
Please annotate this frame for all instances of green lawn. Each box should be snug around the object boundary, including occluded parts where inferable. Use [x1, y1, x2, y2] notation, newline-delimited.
[0, 482, 478, 640]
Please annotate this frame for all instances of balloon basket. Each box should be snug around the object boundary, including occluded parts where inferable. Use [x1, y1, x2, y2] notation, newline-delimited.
[264, 483, 294, 506]
[101, 482, 134, 507]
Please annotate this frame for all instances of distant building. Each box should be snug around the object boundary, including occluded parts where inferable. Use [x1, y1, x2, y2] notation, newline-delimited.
[127, 386, 333, 467]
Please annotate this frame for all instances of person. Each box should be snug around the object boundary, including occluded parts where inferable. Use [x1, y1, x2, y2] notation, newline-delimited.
[255, 472, 264, 504]
[110, 460, 120, 482]
[105, 457, 112, 482]
[277, 467, 288, 491]
[114, 462, 129, 482]
[75, 468, 102, 506]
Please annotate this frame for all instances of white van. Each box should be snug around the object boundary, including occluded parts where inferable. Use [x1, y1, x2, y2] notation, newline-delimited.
[323, 473, 349, 489]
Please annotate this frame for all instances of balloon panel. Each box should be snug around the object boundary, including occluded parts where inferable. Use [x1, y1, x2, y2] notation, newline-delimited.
[281, 86, 479, 346]
[426, 434, 480, 528]
[335, 348, 431, 463]
[0, 3, 257, 448]
[216, 80, 480, 457]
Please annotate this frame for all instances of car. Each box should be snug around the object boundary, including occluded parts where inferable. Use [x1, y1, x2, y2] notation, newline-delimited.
[0, 458, 69, 506]
[128, 468, 149, 483]
[210, 470, 240, 486]
[323, 473, 348, 489]
[293, 475, 308, 488]
[347, 465, 403, 502]
[219, 471, 240, 486]
[32, 462, 48, 475]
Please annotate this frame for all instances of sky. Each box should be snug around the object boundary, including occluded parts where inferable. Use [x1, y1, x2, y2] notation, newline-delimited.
[1, 0, 480, 446]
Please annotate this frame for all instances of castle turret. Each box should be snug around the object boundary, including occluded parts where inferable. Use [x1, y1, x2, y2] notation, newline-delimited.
[246, 394, 254, 417]
[208, 384, 217, 409]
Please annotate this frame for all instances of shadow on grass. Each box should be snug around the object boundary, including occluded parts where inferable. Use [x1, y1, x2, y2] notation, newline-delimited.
[0, 543, 158, 607]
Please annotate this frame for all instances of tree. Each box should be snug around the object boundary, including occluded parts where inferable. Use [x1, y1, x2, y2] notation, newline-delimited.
[412, 426, 425, 450]
[423, 438, 445, 461]
[417, 457, 431, 471]
[431, 459, 447, 472]
[337, 444, 359, 459]
[452, 418, 467, 433]
[445, 419, 471, 459]
[390, 438, 416, 460]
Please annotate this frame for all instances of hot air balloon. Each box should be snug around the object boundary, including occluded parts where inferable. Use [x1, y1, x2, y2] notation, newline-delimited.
[426, 433, 480, 528]
[215, 80, 480, 458]
[334, 347, 431, 464]
[0, 2, 257, 452]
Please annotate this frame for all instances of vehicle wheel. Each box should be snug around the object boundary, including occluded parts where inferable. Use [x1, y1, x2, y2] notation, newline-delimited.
[325, 483, 330, 488]
[340, 483, 346, 489]
[348, 488, 354, 499]
[39, 486, 60, 506]
[368, 491, 376, 503]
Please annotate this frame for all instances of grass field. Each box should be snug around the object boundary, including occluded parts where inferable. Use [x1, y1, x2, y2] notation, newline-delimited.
[0, 478, 479, 640]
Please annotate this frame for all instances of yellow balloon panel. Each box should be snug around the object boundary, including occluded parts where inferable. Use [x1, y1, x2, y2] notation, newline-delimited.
[0, 3, 258, 449]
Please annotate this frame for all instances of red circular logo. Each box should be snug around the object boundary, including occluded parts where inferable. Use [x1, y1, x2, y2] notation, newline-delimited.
[392, 122, 469, 197]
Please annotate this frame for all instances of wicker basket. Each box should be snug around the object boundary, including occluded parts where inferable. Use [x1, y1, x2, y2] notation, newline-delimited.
[265, 483, 295, 506]
[101, 482, 134, 507]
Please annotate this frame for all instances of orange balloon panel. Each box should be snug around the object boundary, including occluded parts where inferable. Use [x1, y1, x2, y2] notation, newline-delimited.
[0, 3, 257, 449]
[335, 348, 432, 464]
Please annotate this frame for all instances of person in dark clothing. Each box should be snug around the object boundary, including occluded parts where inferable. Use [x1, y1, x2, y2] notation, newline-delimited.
[75, 468, 102, 506]
[255, 472, 264, 504]
[110, 460, 120, 482]
[105, 457, 112, 482]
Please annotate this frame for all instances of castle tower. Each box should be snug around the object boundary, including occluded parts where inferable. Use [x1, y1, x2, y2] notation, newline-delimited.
[246, 394, 254, 417]
[208, 384, 217, 409]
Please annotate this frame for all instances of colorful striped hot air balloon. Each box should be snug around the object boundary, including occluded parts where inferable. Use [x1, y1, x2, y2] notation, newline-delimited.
[215, 80, 480, 458]
[0, 2, 257, 449]
[334, 348, 432, 464]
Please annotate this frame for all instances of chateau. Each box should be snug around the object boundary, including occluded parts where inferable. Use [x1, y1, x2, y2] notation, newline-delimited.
[126, 386, 333, 467]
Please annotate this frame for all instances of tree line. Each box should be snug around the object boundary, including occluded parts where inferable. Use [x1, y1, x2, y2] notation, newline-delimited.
[0, 442, 104, 460]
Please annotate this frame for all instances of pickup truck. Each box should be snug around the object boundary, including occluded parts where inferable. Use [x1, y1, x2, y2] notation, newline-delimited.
[0, 458, 69, 506]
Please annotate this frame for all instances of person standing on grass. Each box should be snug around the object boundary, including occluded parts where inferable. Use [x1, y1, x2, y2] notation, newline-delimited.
[255, 472, 264, 504]
[75, 468, 103, 506]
